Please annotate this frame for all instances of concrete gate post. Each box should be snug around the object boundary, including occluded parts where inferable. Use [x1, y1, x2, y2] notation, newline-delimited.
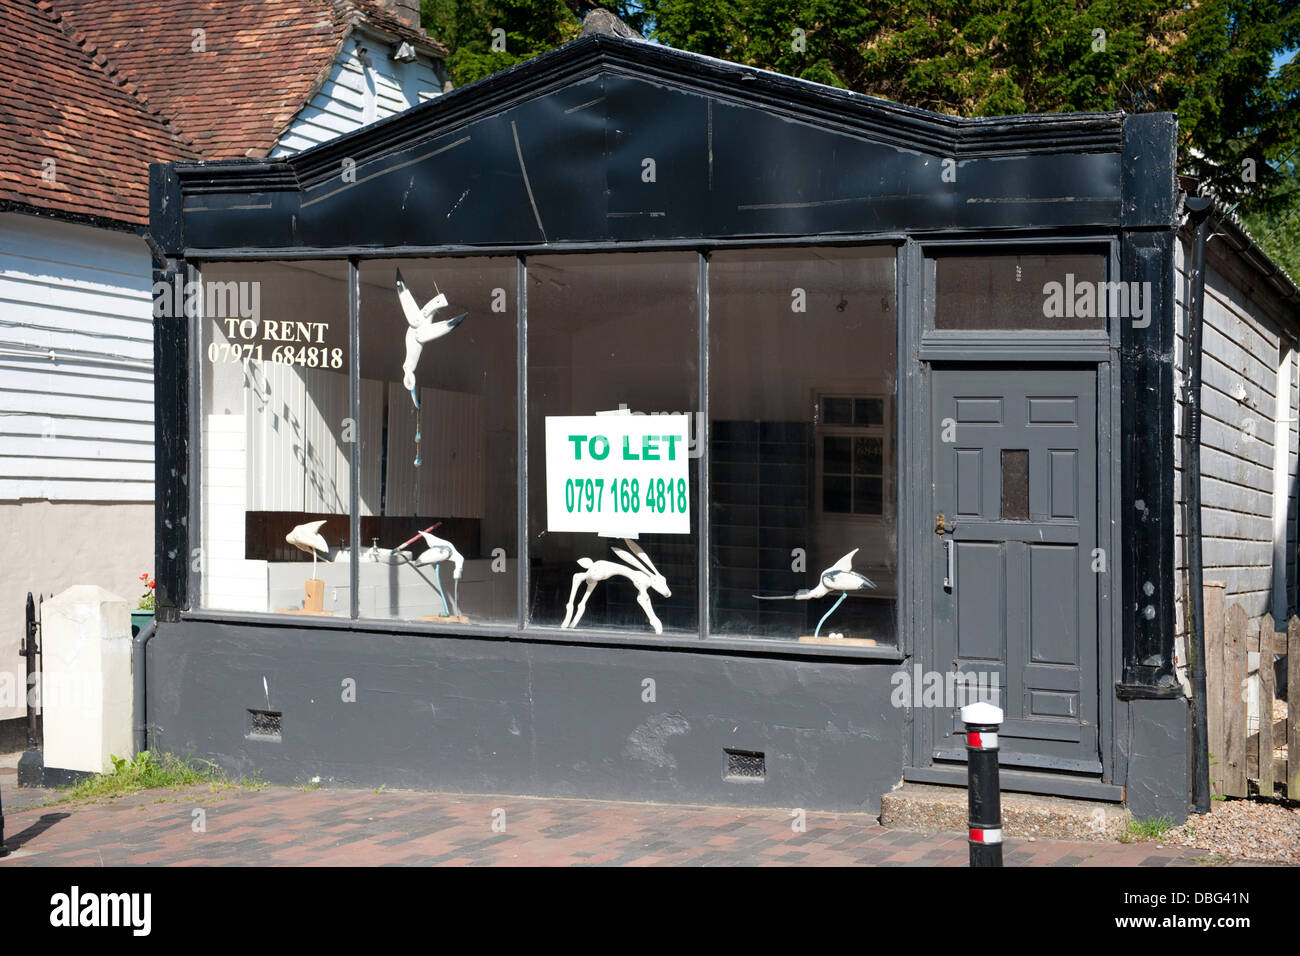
[41, 586, 134, 781]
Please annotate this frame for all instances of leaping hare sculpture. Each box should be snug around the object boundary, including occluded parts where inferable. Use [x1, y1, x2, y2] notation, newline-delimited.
[561, 538, 671, 634]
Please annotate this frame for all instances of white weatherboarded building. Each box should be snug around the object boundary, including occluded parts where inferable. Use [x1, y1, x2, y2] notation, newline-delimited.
[0, 0, 447, 721]
[1173, 200, 1300, 729]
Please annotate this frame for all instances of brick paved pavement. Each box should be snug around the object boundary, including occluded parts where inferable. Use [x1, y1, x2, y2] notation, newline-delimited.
[0, 784, 1239, 866]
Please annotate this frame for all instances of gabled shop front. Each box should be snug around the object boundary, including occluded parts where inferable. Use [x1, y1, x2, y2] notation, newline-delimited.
[147, 32, 1188, 816]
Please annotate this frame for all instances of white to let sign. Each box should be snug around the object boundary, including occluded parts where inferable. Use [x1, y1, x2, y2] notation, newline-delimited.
[545, 414, 691, 535]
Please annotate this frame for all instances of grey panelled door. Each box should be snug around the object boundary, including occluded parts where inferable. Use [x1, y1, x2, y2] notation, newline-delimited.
[930, 366, 1101, 773]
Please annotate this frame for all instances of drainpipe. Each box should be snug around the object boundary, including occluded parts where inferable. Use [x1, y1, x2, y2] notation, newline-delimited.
[1183, 194, 1213, 814]
[132, 619, 157, 754]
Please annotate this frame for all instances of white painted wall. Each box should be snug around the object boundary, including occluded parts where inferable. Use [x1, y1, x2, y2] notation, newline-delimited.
[0, 38, 444, 508]
[0, 37, 444, 716]
[201, 412, 268, 612]
[0, 213, 154, 501]
[271, 31, 445, 157]
[0, 213, 157, 719]
[0, 499, 153, 721]
[378, 382, 485, 518]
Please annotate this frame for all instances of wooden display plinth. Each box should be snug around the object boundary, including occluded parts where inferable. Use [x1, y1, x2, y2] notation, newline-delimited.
[275, 579, 330, 615]
[419, 614, 470, 624]
[797, 635, 878, 647]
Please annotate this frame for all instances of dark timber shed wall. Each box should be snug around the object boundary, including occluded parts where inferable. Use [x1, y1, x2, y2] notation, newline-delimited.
[147, 34, 1187, 812]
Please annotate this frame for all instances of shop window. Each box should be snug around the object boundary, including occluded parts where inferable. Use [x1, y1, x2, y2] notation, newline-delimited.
[934, 252, 1109, 330]
[194, 248, 903, 648]
[355, 258, 518, 625]
[526, 252, 699, 633]
[198, 261, 351, 615]
[709, 248, 898, 645]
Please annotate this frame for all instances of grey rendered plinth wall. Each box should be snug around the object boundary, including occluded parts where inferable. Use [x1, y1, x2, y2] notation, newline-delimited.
[146, 620, 906, 812]
[1123, 697, 1190, 824]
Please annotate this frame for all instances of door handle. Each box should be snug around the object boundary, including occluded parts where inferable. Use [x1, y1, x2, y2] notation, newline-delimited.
[943, 539, 955, 591]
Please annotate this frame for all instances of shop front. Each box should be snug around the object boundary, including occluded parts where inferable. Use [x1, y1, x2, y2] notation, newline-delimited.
[147, 31, 1186, 815]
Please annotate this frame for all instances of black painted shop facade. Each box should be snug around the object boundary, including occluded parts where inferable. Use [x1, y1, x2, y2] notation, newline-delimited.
[147, 34, 1188, 817]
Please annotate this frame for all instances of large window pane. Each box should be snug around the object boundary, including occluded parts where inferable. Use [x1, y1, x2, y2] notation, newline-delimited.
[709, 247, 897, 645]
[354, 258, 518, 625]
[199, 261, 351, 615]
[527, 252, 699, 634]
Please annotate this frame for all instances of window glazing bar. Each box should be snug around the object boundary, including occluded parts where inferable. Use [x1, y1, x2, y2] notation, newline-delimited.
[188, 260, 202, 611]
[349, 257, 361, 620]
[697, 251, 710, 640]
[517, 253, 529, 631]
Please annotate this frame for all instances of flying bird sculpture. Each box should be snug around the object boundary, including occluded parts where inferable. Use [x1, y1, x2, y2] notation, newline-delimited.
[413, 530, 465, 618]
[562, 538, 671, 635]
[285, 519, 330, 577]
[395, 269, 467, 467]
[753, 548, 876, 637]
[395, 269, 467, 408]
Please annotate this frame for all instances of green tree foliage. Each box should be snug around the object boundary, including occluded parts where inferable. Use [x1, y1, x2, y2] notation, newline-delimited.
[645, 0, 1298, 213]
[419, 2, 1297, 263]
[421, 1, 652, 86]
[1242, 160, 1300, 278]
[421, 0, 583, 86]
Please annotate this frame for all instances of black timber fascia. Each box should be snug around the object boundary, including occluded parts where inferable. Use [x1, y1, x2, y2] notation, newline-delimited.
[0, 199, 138, 234]
[1119, 228, 1179, 691]
[1122, 112, 1180, 229]
[158, 45, 1150, 251]
[152, 256, 190, 619]
[162, 32, 1130, 200]
[148, 162, 186, 258]
[170, 34, 1129, 192]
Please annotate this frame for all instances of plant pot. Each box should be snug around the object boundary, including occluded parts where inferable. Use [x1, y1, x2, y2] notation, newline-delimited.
[131, 610, 155, 638]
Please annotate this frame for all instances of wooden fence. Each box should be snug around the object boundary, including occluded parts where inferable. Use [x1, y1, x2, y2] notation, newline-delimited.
[1203, 583, 1299, 799]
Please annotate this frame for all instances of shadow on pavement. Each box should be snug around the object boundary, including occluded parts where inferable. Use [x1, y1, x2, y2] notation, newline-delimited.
[3, 812, 71, 854]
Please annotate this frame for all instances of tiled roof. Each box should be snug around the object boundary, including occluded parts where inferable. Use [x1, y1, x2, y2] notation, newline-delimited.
[346, 0, 447, 53]
[53, 0, 446, 161]
[1, 0, 446, 227]
[0, 0, 195, 227]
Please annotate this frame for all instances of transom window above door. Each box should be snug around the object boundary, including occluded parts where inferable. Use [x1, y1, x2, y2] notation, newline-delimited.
[933, 252, 1110, 330]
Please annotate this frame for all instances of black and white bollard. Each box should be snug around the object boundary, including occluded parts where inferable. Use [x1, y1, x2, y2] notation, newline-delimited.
[962, 701, 1003, 867]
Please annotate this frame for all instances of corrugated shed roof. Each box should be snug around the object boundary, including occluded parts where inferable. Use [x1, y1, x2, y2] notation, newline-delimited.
[1209, 198, 1300, 308]
[1180, 175, 1300, 311]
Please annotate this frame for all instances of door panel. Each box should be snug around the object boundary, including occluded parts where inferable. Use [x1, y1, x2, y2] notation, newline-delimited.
[930, 366, 1100, 773]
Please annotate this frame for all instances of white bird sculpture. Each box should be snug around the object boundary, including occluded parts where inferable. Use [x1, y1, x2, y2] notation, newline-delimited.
[285, 519, 329, 577]
[753, 548, 876, 637]
[395, 269, 467, 409]
[562, 538, 671, 635]
[414, 530, 465, 617]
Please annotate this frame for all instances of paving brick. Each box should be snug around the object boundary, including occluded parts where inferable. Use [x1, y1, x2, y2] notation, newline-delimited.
[0, 784, 1232, 868]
